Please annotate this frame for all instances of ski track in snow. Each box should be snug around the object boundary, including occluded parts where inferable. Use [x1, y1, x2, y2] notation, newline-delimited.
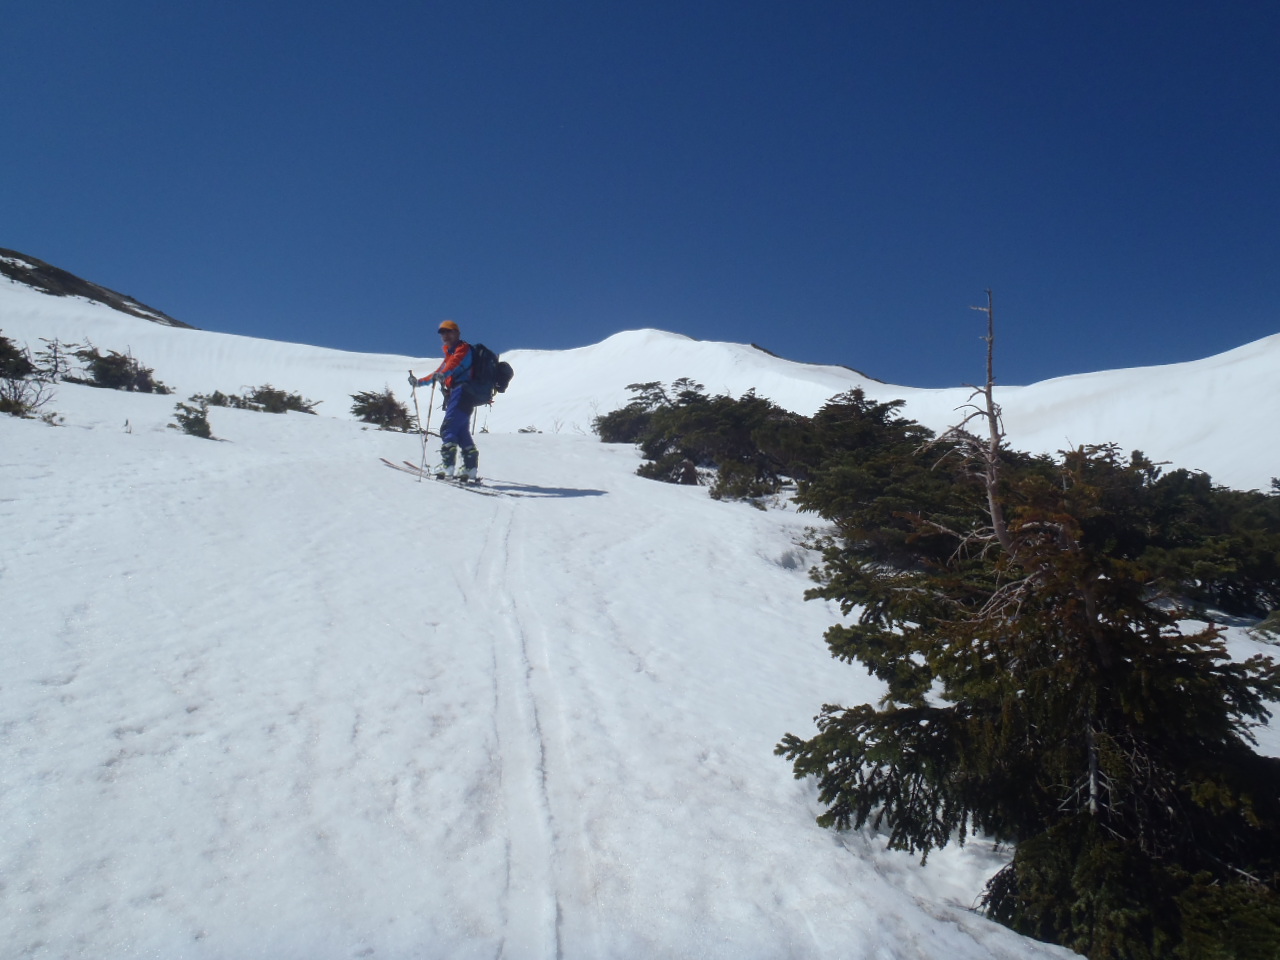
[479, 502, 563, 960]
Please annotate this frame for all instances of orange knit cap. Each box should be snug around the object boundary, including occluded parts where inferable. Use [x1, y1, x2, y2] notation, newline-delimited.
[438, 320, 460, 334]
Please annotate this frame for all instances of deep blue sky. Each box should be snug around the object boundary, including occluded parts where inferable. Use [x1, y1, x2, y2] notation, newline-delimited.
[4, 2, 1277, 387]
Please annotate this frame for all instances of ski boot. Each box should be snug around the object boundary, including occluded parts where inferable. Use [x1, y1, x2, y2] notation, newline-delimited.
[434, 443, 458, 479]
[459, 446, 480, 483]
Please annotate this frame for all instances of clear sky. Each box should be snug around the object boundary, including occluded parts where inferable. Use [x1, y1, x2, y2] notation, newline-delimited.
[4, 1, 1278, 388]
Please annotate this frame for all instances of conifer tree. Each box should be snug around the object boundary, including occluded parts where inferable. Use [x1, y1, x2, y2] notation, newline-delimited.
[171, 398, 214, 439]
[0, 331, 35, 379]
[350, 388, 414, 431]
[779, 293, 1280, 958]
[67, 343, 171, 393]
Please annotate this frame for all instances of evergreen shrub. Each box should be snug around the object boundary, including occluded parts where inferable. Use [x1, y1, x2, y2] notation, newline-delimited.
[241, 384, 317, 414]
[592, 380, 672, 443]
[777, 362, 1280, 958]
[66, 344, 171, 393]
[196, 385, 318, 415]
[594, 379, 807, 501]
[170, 398, 214, 439]
[0, 331, 35, 380]
[350, 389, 414, 431]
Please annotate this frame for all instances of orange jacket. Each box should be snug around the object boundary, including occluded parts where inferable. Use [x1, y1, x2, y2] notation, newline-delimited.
[416, 341, 472, 390]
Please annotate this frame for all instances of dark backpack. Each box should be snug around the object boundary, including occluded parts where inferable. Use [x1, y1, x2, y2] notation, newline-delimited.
[466, 343, 514, 404]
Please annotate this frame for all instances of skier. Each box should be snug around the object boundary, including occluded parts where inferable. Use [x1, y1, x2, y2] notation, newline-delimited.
[410, 320, 480, 481]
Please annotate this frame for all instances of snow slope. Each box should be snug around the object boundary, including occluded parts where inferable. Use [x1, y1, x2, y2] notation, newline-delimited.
[5, 274, 1276, 490]
[2, 279, 1276, 959]
[481, 328, 1280, 494]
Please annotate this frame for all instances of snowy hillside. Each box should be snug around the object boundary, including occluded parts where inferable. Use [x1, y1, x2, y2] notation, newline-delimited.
[4, 273, 1277, 490]
[2, 276, 1276, 959]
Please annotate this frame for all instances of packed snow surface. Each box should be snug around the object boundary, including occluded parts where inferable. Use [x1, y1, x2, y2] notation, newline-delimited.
[2, 278, 1276, 958]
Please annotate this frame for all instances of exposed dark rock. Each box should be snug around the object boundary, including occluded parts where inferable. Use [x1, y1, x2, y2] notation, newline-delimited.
[0, 247, 195, 329]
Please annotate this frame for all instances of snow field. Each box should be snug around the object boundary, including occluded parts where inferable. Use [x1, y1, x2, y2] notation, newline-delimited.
[3, 375, 1081, 959]
[7, 278, 1274, 957]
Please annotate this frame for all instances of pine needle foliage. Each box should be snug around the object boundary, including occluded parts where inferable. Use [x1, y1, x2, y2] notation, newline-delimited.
[592, 380, 680, 443]
[0, 331, 35, 380]
[350, 388, 415, 431]
[238, 384, 317, 414]
[594, 379, 807, 500]
[170, 398, 214, 439]
[195, 385, 318, 415]
[65, 343, 171, 393]
[778, 295, 1280, 958]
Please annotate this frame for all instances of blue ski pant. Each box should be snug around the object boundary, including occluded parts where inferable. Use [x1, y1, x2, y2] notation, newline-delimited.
[440, 386, 475, 452]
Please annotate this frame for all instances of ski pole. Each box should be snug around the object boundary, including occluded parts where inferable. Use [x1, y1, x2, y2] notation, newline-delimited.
[409, 372, 428, 482]
[419, 381, 438, 478]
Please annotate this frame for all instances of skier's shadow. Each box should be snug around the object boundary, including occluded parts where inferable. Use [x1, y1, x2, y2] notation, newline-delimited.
[483, 479, 607, 499]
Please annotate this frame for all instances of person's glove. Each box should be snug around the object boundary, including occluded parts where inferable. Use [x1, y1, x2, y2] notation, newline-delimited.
[408, 373, 419, 388]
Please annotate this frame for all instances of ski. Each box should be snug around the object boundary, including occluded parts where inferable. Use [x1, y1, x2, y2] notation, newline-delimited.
[401, 461, 514, 497]
[379, 457, 507, 496]
[380, 456, 425, 477]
